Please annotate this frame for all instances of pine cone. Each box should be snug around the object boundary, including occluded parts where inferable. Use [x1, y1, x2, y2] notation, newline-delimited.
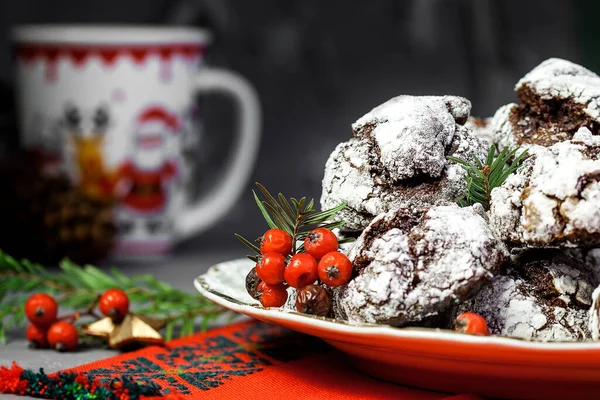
[0, 160, 116, 264]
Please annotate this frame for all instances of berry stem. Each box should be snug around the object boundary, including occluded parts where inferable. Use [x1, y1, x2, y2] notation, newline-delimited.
[58, 309, 101, 323]
[2, 270, 71, 292]
[59, 297, 102, 323]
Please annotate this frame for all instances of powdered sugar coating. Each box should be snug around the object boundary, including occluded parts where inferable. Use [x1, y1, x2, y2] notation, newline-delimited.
[490, 59, 600, 150]
[321, 120, 487, 232]
[489, 127, 600, 247]
[320, 138, 377, 231]
[464, 116, 494, 146]
[337, 204, 507, 326]
[516, 58, 600, 121]
[453, 125, 489, 162]
[352, 95, 472, 181]
[460, 251, 595, 341]
[489, 103, 519, 151]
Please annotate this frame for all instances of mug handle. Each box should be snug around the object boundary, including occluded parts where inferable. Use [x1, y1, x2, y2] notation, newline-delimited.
[175, 67, 261, 239]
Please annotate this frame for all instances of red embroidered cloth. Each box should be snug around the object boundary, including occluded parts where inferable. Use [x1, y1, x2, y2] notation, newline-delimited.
[55, 320, 478, 399]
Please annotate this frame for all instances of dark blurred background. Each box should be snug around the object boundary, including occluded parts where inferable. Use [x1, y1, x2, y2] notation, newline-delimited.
[0, 0, 597, 256]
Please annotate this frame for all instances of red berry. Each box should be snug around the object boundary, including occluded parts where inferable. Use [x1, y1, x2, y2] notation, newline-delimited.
[317, 251, 352, 287]
[304, 228, 338, 260]
[47, 321, 78, 352]
[256, 252, 286, 284]
[284, 253, 318, 289]
[258, 282, 288, 308]
[260, 229, 293, 256]
[99, 289, 130, 323]
[26, 324, 49, 348]
[25, 293, 58, 328]
[455, 312, 490, 336]
[296, 284, 331, 316]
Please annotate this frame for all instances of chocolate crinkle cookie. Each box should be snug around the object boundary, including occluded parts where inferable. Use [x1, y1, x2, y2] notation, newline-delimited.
[321, 95, 487, 232]
[335, 204, 507, 326]
[460, 250, 596, 341]
[491, 58, 600, 151]
[489, 127, 600, 247]
[464, 116, 494, 146]
[352, 95, 472, 180]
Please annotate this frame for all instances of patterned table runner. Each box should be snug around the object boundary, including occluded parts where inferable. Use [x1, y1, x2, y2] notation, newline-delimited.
[1, 320, 481, 399]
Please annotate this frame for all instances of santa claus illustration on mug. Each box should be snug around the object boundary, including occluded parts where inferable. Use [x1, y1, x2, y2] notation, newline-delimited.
[115, 106, 180, 234]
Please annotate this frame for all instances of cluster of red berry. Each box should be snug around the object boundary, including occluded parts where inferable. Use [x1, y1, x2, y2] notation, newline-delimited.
[246, 227, 352, 317]
[24, 288, 130, 351]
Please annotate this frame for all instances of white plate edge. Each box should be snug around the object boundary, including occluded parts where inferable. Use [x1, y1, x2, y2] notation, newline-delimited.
[194, 258, 600, 351]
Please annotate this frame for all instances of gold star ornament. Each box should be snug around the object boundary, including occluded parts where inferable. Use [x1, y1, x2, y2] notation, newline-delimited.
[83, 313, 168, 349]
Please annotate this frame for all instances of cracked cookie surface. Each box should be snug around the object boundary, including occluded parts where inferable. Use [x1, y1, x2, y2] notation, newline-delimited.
[321, 95, 487, 232]
[335, 204, 507, 326]
[491, 58, 600, 150]
[460, 250, 596, 341]
[489, 127, 600, 247]
[352, 95, 472, 180]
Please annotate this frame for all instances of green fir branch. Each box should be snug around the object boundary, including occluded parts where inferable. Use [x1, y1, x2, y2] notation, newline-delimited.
[253, 190, 277, 229]
[448, 145, 529, 210]
[236, 182, 353, 257]
[0, 251, 230, 344]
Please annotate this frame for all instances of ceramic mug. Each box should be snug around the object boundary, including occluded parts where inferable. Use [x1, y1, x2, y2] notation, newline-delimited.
[12, 25, 261, 257]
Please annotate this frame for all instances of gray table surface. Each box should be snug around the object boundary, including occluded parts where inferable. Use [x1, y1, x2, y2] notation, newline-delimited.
[0, 248, 247, 399]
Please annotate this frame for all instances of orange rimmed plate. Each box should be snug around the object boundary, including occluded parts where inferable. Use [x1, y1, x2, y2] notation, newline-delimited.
[195, 259, 600, 400]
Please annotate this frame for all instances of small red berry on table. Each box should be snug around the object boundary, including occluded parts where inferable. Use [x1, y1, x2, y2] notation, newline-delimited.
[304, 228, 339, 260]
[25, 293, 58, 328]
[47, 321, 79, 351]
[455, 312, 490, 336]
[256, 252, 286, 284]
[296, 284, 331, 316]
[26, 324, 49, 348]
[99, 289, 130, 323]
[317, 251, 352, 287]
[284, 253, 318, 289]
[260, 229, 293, 256]
[257, 281, 288, 308]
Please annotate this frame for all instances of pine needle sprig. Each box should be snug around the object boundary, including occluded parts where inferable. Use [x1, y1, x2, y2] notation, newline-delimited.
[0, 251, 230, 344]
[447, 145, 529, 210]
[236, 183, 353, 261]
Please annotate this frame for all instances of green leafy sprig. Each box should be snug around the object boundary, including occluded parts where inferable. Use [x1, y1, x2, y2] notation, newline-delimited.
[448, 145, 529, 210]
[0, 251, 230, 344]
[236, 183, 353, 261]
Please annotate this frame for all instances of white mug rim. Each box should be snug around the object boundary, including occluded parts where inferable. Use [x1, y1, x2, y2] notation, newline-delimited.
[12, 25, 212, 45]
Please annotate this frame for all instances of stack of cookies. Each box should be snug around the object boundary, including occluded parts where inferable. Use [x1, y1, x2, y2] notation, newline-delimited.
[320, 58, 600, 342]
